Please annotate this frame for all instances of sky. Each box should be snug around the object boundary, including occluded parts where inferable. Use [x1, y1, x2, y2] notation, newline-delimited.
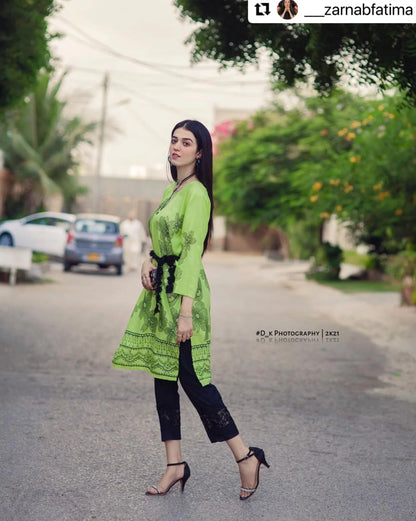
[49, 0, 274, 177]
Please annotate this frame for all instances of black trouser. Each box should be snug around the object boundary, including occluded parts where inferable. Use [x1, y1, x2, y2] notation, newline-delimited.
[154, 340, 239, 443]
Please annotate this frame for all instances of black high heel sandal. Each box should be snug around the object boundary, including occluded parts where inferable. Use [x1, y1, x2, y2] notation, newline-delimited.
[236, 446, 270, 500]
[145, 461, 191, 496]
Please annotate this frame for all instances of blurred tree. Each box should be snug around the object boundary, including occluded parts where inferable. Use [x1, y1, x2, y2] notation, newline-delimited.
[0, 0, 57, 113]
[174, 1, 416, 102]
[304, 93, 416, 253]
[214, 90, 416, 256]
[0, 70, 96, 217]
[214, 91, 365, 225]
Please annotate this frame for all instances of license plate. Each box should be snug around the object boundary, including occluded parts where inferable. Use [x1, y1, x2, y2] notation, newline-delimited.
[86, 253, 101, 261]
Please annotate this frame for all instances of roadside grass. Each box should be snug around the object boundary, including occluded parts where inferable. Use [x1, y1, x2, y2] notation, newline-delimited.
[315, 279, 401, 293]
[342, 249, 370, 267]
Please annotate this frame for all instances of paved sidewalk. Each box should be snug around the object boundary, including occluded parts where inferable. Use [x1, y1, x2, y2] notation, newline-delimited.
[206, 251, 416, 403]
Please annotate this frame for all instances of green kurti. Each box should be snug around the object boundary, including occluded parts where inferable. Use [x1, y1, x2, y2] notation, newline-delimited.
[112, 180, 211, 386]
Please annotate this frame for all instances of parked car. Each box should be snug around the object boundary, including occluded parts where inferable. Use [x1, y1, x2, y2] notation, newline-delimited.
[0, 211, 75, 257]
[64, 214, 123, 275]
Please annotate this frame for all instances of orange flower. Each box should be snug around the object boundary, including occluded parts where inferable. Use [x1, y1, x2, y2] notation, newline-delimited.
[337, 128, 348, 137]
[321, 129, 328, 136]
[312, 181, 323, 192]
[349, 156, 361, 163]
[310, 195, 318, 203]
[344, 182, 354, 193]
[377, 191, 390, 200]
[350, 120, 361, 129]
[373, 184, 382, 191]
[345, 132, 356, 141]
[335, 205, 343, 212]
[378, 104, 385, 111]
[395, 209, 403, 215]
[362, 115, 374, 125]
[320, 212, 330, 219]
[329, 179, 340, 186]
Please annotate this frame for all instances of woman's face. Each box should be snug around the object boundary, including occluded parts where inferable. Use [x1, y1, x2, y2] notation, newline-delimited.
[169, 127, 200, 169]
[284, 0, 290, 7]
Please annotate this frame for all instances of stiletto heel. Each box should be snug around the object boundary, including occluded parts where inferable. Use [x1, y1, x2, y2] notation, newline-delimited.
[236, 446, 270, 500]
[145, 461, 191, 496]
[180, 462, 190, 492]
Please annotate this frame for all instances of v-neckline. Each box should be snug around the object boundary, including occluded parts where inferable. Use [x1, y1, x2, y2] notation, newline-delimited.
[154, 181, 199, 216]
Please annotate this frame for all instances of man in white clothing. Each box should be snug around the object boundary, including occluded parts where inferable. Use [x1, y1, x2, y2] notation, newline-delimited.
[120, 210, 147, 271]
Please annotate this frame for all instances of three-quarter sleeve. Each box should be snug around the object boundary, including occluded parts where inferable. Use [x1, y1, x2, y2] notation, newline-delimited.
[173, 186, 210, 298]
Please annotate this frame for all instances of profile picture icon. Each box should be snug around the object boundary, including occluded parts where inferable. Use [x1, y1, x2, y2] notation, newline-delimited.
[277, 0, 298, 19]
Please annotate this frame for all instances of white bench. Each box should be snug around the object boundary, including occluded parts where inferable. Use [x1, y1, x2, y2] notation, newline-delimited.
[0, 246, 32, 285]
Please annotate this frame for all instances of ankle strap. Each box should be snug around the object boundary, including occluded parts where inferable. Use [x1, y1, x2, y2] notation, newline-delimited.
[167, 461, 185, 466]
[236, 449, 254, 464]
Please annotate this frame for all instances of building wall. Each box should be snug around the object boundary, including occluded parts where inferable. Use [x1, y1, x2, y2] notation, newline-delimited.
[74, 175, 170, 231]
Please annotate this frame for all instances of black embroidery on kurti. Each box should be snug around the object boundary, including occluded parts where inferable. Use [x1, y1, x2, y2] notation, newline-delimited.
[112, 182, 212, 385]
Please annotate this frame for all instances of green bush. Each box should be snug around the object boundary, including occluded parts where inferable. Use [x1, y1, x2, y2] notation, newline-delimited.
[287, 219, 321, 260]
[32, 252, 49, 263]
[387, 250, 416, 285]
[307, 241, 344, 281]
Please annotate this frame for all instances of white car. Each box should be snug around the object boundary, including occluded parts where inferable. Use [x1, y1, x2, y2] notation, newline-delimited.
[0, 211, 76, 257]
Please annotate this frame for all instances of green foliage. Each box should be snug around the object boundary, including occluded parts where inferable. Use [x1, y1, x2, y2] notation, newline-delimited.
[304, 93, 416, 253]
[387, 250, 416, 285]
[307, 241, 344, 281]
[214, 107, 321, 229]
[285, 218, 321, 260]
[0, 0, 58, 112]
[342, 250, 370, 267]
[174, 1, 416, 103]
[214, 89, 416, 256]
[0, 70, 95, 217]
[314, 279, 401, 293]
[364, 254, 388, 272]
[32, 252, 49, 263]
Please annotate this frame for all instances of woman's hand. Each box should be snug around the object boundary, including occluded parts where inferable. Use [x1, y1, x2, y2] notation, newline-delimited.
[176, 315, 193, 344]
[141, 257, 155, 290]
[177, 295, 194, 344]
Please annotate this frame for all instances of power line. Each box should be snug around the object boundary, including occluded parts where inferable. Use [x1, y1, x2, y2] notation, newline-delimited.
[54, 16, 216, 84]
[54, 16, 270, 87]
[58, 63, 270, 91]
[111, 80, 183, 116]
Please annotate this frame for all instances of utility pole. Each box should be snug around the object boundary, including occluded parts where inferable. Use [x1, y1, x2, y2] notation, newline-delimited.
[93, 72, 109, 213]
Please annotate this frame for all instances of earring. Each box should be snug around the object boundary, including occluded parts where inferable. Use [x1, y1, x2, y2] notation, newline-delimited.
[196, 157, 201, 169]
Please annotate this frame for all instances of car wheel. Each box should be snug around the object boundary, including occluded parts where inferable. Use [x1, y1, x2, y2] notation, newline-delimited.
[63, 261, 72, 272]
[0, 233, 14, 247]
[116, 264, 123, 276]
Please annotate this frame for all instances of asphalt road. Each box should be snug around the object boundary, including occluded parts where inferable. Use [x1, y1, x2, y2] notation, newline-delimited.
[1, 254, 415, 521]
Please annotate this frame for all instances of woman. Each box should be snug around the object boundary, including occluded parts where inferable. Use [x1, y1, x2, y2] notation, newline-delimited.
[112, 120, 269, 500]
[277, 0, 298, 19]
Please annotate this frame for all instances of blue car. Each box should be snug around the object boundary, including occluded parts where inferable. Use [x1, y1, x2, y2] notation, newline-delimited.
[64, 214, 124, 275]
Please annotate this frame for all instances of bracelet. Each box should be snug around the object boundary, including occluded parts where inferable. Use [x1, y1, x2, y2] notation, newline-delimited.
[179, 314, 192, 318]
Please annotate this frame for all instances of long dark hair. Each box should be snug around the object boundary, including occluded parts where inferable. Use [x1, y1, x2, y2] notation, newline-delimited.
[169, 119, 214, 254]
